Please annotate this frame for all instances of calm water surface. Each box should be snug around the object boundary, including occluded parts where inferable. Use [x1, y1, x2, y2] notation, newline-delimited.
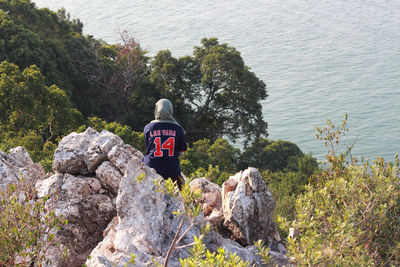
[33, 0, 400, 161]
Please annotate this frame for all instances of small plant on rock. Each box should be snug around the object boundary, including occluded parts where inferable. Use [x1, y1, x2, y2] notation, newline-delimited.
[0, 179, 67, 266]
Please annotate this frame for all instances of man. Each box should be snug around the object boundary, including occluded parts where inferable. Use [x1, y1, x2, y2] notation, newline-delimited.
[142, 99, 187, 189]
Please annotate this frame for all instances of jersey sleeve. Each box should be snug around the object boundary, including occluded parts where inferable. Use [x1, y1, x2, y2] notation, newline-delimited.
[177, 127, 187, 152]
[143, 125, 150, 154]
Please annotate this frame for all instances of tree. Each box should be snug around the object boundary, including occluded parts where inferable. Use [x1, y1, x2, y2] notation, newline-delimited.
[0, 61, 82, 162]
[150, 38, 268, 144]
[0, 1, 100, 115]
[76, 31, 156, 127]
[180, 138, 239, 185]
[239, 138, 306, 172]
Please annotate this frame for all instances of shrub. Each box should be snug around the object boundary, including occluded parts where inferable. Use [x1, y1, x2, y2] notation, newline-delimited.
[239, 139, 305, 173]
[283, 157, 400, 265]
[179, 236, 250, 267]
[281, 115, 400, 265]
[181, 138, 239, 185]
[262, 153, 318, 237]
[0, 179, 67, 266]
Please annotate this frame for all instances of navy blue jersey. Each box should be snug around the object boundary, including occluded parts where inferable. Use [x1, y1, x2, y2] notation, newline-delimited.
[142, 122, 187, 178]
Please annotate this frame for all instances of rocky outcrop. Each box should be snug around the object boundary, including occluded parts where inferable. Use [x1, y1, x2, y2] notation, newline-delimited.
[86, 156, 200, 266]
[191, 172, 287, 262]
[34, 128, 144, 266]
[0, 146, 45, 191]
[86, 156, 268, 266]
[52, 128, 125, 175]
[2, 128, 288, 266]
[190, 177, 222, 216]
[189, 177, 225, 229]
[36, 173, 115, 266]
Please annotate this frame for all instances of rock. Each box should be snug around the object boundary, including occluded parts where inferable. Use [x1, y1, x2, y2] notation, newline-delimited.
[205, 233, 263, 265]
[86, 130, 124, 173]
[269, 250, 291, 266]
[207, 208, 224, 228]
[86, 177, 103, 193]
[86, 157, 202, 266]
[1, 128, 289, 266]
[0, 147, 45, 191]
[0, 152, 19, 191]
[270, 221, 282, 242]
[107, 144, 143, 174]
[96, 161, 123, 195]
[189, 177, 222, 216]
[8, 146, 34, 167]
[52, 128, 123, 175]
[208, 232, 289, 267]
[35, 173, 116, 267]
[289, 227, 300, 240]
[36, 173, 64, 198]
[114, 162, 167, 257]
[87, 160, 288, 267]
[222, 167, 276, 246]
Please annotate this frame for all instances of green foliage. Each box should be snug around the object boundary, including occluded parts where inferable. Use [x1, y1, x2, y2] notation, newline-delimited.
[40, 141, 58, 172]
[189, 165, 231, 186]
[136, 172, 146, 183]
[179, 236, 250, 267]
[263, 153, 318, 200]
[150, 38, 268, 144]
[77, 116, 145, 152]
[180, 138, 239, 185]
[156, 177, 203, 220]
[0, 0, 98, 115]
[1, 1, 270, 151]
[0, 61, 82, 167]
[0, 180, 67, 266]
[262, 154, 318, 237]
[254, 240, 271, 265]
[264, 171, 306, 222]
[314, 113, 352, 183]
[207, 138, 240, 173]
[124, 253, 136, 267]
[281, 115, 400, 266]
[239, 138, 308, 173]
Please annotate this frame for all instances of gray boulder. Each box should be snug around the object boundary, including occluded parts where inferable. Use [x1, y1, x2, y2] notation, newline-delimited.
[191, 173, 288, 265]
[0, 146, 45, 191]
[52, 127, 124, 174]
[35, 173, 116, 267]
[222, 167, 276, 246]
[2, 128, 288, 266]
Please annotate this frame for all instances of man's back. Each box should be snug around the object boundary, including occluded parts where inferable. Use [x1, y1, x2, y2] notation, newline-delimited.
[142, 99, 187, 180]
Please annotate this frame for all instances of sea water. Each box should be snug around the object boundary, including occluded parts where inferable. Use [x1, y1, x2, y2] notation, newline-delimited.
[32, 0, 400, 161]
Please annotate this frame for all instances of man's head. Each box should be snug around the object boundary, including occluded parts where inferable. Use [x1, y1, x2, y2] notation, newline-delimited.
[154, 98, 175, 121]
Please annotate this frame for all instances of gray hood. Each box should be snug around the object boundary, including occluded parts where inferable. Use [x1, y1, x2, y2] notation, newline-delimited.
[151, 99, 179, 125]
